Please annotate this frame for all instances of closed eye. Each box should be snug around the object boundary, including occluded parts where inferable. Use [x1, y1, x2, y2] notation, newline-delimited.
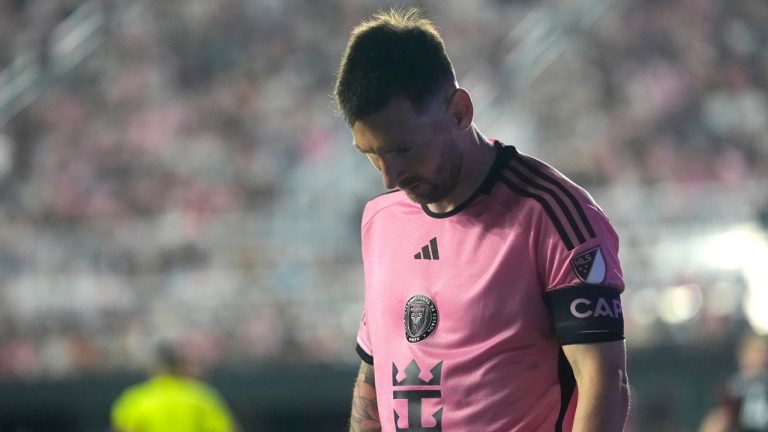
[353, 143, 373, 155]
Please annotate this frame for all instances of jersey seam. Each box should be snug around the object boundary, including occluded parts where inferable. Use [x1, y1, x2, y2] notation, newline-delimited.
[361, 191, 410, 232]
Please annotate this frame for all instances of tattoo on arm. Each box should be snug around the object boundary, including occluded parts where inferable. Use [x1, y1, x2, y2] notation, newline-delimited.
[350, 362, 381, 432]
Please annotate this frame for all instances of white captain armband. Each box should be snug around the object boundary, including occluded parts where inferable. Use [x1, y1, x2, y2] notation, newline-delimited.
[545, 284, 624, 345]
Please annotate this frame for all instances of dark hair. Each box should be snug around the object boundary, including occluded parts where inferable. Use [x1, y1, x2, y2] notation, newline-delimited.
[334, 8, 456, 126]
[155, 342, 183, 373]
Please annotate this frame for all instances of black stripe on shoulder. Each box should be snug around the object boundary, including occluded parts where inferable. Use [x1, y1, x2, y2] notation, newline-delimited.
[504, 164, 587, 244]
[356, 344, 374, 365]
[514, 155, 596, 238]
[499, 174, 576, 251]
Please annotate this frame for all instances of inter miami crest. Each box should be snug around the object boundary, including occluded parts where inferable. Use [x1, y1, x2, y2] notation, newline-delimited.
[404, 294, 438, 343]
[571, 247, 607, 284]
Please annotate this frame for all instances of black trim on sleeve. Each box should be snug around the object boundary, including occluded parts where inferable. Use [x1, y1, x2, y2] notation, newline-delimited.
[555, 348, 576, 432]
[545, 284, 624, 345]
[356, 343, 374, 365]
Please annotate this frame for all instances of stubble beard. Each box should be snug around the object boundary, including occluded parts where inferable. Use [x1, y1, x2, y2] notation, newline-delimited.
[404, 142, 463, 206]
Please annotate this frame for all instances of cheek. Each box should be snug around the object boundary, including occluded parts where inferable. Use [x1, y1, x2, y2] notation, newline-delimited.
[368, 155, 383, 172]
[437, 139, 463, 178]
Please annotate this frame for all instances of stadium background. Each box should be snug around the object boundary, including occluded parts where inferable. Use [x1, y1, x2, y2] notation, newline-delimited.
[0, 0, 767, 430]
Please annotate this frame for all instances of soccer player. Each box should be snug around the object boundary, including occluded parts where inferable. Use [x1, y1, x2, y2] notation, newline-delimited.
[334, 8, 629, 432]
[110, 343, 237, 432]
[699, 332, 768, 432]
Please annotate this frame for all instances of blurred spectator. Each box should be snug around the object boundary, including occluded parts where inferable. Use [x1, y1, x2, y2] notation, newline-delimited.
[0, 0, 766, 379]
[699, 332, 768, 432]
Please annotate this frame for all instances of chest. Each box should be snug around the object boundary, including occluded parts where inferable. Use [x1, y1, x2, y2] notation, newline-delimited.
[361, 209, 551, 350]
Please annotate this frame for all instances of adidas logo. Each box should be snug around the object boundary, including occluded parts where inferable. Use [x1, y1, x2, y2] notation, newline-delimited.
[414, 237, 440, 260]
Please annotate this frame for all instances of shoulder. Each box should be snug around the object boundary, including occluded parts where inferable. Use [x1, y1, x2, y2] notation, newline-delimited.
[115, 380, 151, 401]
[499, 149, 599, 209]
[496, 148, 613, 250]
[111, 380, 151, 419]
[361, 189, 410, 229]
[182, 378, 228, 404]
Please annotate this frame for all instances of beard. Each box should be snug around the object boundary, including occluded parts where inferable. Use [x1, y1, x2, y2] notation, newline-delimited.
[401, 138, 464, 205]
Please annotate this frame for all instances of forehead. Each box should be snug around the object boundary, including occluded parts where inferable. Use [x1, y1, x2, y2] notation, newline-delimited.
[351, 96, 439, 150]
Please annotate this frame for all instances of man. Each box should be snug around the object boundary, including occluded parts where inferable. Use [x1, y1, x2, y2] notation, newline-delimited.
[111, 343, 237, 432]
[700, 333, 768, 432]
[334, 8, 629, 432]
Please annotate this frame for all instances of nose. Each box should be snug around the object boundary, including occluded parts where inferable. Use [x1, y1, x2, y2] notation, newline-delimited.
[373, 154, 403, 190]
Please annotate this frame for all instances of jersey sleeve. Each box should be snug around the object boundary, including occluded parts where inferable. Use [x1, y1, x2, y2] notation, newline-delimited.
[357, 196, 395, 365]
[356, 308, 374, 364]
[196, 385, 236, 432]
[537, 200, 625, 345]
[110, 386, 140, 432]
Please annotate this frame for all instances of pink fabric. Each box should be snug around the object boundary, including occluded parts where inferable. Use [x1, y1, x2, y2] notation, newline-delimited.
[357, 144, 624, 431]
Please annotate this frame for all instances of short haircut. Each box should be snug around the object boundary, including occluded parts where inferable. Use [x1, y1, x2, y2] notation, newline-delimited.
[334, 8, 456, 127]
[155, 342, 183, 373]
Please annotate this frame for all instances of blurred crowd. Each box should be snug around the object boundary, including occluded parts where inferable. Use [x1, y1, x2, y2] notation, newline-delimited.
[493, 0, 768, 188]
[0, 0, 766, 379]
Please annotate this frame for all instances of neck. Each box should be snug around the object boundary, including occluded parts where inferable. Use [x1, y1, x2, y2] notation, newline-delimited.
[426, 128, 495, 213]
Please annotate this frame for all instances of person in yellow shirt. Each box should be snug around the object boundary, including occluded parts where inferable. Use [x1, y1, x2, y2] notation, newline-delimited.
[111, 343, 237, 432]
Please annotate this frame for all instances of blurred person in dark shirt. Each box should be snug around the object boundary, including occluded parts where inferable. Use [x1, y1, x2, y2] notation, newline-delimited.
[700, 332, 768, 432]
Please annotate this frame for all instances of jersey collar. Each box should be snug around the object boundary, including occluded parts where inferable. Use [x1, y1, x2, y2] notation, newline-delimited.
[421, 140, 516, 219]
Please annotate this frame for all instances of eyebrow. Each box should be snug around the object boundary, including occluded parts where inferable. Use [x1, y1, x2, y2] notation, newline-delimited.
[353, 142, 374, 154]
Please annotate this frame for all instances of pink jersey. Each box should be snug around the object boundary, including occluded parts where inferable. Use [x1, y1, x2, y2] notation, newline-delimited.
[356, 142, 625, 431]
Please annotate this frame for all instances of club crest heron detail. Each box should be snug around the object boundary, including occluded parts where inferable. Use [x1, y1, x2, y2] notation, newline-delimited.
[404, 294, 438, 343]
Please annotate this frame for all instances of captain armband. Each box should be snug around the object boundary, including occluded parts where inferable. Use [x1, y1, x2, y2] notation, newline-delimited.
[545, 284, 624, 345]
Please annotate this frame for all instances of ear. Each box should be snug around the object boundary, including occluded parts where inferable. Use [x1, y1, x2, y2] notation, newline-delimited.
[448, 88, 473, 130]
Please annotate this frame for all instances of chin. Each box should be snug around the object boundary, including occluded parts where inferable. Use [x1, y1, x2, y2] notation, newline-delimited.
[404, 192, 430, 205]
[405, 188, 448, 206]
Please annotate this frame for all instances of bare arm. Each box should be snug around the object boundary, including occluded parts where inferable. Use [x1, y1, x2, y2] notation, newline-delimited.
[698, 406, 733, 432]
[349, 361, 382, 432]
[563, 340, 629, 432]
